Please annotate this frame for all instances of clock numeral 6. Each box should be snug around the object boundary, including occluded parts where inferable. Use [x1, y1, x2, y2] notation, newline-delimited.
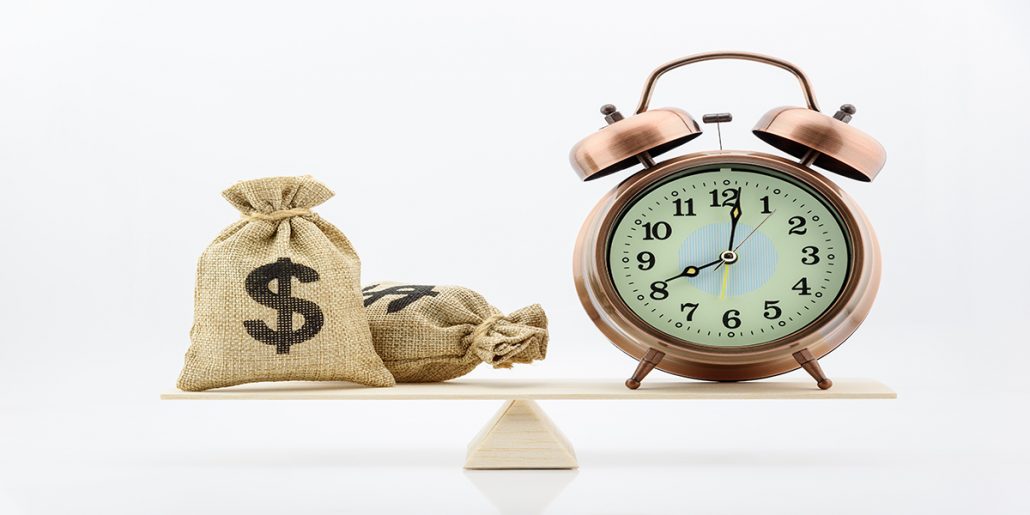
[722, 309, 741, 329]
[788, 216, 807, 235]
[649, 281, 669, 300]
[636, 251, 655, 270]
[642, 221, 672, 240]
[680, 302, 699, 321]
[801, 246, 820, 265]
[763, 300, 782, 319]
[792, 277, 812, 295]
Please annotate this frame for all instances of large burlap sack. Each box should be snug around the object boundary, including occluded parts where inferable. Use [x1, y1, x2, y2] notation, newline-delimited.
[361, 282, 548, 382]
[177, 176, 395, 391]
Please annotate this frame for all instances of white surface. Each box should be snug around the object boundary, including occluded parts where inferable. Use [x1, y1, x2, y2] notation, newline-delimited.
[1, 0, 1028, 513]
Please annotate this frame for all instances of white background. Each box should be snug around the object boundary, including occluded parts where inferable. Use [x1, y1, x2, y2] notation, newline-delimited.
[1, 1, 1028, 513]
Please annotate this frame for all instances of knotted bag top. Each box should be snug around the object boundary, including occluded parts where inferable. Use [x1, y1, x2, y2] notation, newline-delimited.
[223, 175, 332, 222]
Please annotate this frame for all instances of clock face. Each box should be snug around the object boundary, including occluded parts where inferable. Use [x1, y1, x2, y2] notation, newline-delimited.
[606, 163, 851, 348]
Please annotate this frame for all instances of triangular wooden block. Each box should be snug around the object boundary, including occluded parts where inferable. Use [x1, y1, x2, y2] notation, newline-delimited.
[465, 400, 578, 470]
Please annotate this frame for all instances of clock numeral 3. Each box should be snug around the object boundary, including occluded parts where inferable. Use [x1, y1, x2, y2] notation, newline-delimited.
[788, 216, 807, 235]
[680, 302, 699, 321]
[801, 246, 820, 265]
[642, 221, 672, 240]
[649, 281, 669, 300]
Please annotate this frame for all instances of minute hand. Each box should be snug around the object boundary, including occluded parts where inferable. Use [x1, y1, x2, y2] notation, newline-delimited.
[726, 188, 742, 251]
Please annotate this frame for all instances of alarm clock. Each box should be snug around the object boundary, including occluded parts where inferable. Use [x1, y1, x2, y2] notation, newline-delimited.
[570, 51, 885, 390]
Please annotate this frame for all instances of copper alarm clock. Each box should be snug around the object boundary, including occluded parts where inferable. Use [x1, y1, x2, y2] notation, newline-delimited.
[570, 52, 885, 390]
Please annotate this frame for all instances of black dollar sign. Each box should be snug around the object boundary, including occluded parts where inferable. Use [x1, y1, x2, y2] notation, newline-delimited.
[362, 284, 438, 313]
[244, 257, 325, 354]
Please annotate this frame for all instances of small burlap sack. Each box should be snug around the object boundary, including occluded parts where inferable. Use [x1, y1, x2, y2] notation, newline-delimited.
[177, 176, 395, 391]
[361, 282, 548, 382]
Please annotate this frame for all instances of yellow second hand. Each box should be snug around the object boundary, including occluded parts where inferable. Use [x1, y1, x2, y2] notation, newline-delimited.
[720, 263, 730, 300]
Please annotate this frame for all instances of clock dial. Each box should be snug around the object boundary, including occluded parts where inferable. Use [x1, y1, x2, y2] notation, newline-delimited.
[606, 164, 851, 347]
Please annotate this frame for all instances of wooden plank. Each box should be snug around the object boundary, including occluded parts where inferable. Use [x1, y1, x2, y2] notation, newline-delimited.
[161, 378, 895, 401]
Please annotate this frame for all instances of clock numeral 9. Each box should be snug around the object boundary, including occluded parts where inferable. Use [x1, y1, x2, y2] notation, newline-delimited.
[709, 188, 739, 207]
[788, 216, 807, 235]
[642, 221, 672, 240]
[636, 251, 655, 270]
[763, 300, 782, 319]
[792, 277, 812, 295]
[801, 246, 820, 265]
[680, 302, 699, 321]
[673, 198, 696, 216]
[722, 309, 741, 329]
[649, 281, 668, 300]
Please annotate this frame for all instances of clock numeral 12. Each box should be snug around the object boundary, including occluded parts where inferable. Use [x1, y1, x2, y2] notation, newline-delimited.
[709, 188, 739, 207]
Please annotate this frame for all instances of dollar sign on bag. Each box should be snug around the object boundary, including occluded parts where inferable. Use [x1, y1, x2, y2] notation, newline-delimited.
[244, 258, 325, 354]
[362, 284, 439, 313]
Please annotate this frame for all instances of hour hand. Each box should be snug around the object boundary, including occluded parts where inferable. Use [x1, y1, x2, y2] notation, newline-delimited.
[666, 258, 721, 282]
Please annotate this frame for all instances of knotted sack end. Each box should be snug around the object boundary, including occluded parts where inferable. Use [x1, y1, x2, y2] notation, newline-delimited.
[223, 175, 334, 216]
[471, 304, 549, 369]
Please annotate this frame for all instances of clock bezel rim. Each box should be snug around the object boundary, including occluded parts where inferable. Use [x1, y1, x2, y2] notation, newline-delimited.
[573, 150, 880, 381]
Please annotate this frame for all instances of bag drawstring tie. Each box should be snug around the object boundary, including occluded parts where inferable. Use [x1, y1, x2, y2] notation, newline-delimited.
[245, 208, 312, 221]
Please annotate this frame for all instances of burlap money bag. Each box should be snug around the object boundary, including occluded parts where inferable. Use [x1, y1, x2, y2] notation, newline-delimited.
[361, 282, 548, 382]
[177, 176, 395, 391]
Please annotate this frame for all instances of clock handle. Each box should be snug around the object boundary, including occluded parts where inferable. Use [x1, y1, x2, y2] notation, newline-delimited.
[634, 51, 820, 114]
[625, 348, 666, 390]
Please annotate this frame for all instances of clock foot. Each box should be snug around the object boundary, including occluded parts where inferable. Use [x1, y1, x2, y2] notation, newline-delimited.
[625, 348, 665, 389]
[793, 348, 833, 390]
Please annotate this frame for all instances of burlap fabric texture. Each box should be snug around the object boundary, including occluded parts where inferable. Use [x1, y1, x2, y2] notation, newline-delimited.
[361, 282, 548, 382]
[177, 176, 395, 391]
